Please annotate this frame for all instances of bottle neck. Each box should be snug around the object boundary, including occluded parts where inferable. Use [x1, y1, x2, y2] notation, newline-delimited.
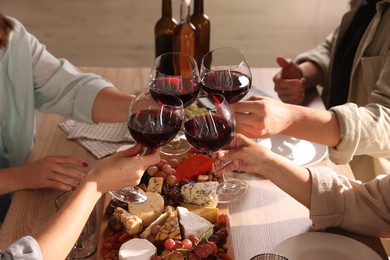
[193, 0, 204, 15]
[180, 0, 191, 22]
[162, 0, 173, 18]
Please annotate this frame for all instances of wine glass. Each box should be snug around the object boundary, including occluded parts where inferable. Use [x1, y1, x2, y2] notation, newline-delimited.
[55, 191, 97, 259]
[149, 52, 201, 156]
[200, 47, 252, 103]
[183, 93, 248, 203]
[110, 88, 184, 203]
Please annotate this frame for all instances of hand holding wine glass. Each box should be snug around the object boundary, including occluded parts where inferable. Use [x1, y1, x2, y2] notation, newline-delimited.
[183, 93, 248, 203]
[110, 88, 184, 203]
[200, 47, 252, 103]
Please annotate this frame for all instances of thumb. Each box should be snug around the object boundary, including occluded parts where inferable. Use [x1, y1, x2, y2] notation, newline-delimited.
[276, 56, 291, 69]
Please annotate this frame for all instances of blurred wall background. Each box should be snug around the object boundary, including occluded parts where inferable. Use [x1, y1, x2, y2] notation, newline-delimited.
[1, 0, 348, 67]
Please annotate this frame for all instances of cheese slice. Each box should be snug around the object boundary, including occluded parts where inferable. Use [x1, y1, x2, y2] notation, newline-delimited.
[155, 207, 181, 241]
[127, 192, 164, 227]
[177, 206, 213, 239]
[181, 181, 219, 207]
[190, 207, 220, 224]
[140, 206, 174, 239]
[118, 238, 156, 260]
[147, 177, 164, 193]
[113, 208, 143, 236]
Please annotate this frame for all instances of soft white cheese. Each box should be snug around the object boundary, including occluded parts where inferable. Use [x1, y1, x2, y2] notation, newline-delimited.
[118, 238, 157, 260]
[177, 206, 213, 239]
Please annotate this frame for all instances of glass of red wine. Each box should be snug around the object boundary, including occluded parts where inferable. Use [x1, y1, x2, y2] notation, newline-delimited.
[200, 47, 252, 103]
[183, 93, 248, 203]
[110, 88, 184, 203]
[149, 52, 201, 156]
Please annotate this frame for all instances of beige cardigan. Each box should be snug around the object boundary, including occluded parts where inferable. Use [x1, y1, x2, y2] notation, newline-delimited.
[296, 0, 390, 182]
[308, 166, 390, 238]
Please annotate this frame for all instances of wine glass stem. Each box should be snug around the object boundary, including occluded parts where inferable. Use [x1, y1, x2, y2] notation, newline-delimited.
[221, 174, 237, 190]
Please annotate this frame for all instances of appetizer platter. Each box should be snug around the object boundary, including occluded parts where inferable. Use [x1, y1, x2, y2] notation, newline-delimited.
[98, 149, 234, 260]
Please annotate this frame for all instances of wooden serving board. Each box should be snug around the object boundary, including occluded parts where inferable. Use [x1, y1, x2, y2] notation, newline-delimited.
[96, 150, 234, 259]
[97, 194, 234, 259]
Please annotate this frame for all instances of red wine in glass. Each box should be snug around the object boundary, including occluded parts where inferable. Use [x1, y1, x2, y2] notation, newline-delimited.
[184, 114, 235, 152]
[184, 93, 247, 204]
[128, 109, 182, 148]
[200, 47, 252, 104]
[201, 70, 251, 103]
[149, 77, 200, 108]
[110, 88, 183, 204]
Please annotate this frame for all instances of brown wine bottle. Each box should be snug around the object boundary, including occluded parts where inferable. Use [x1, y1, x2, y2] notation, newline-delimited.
[155, 0, 178, 58]
[174, 0, 196, 59]
[190, 0, 210, 69]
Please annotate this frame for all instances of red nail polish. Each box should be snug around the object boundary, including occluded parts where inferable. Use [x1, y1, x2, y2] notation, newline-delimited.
[82, 162, 89, 167]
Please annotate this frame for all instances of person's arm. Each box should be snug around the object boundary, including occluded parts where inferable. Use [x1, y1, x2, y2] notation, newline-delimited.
[232, 97, 341, 147]
[214, 134, 390, 237]
[213, 134, 312, 206]
[91, 87, 135, 123]
[34, 145, 160, 260]
[0, 156, 88, 195]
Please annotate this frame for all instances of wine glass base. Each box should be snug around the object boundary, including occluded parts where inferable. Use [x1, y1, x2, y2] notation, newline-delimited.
[109, 186, 148, 204]
[216, 179, 248, 204]
[66, 239, 97, 259]
[161, 134, 191, 156]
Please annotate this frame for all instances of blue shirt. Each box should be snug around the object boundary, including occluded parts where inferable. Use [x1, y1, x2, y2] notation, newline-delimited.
[0, 17, 114, 168]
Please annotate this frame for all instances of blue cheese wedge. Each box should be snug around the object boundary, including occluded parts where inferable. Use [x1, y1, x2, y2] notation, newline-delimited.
[181, 181, 219, 207]
[118, 238, 156, 260]
[177, 206, 213, 239]
[147, 177, 164, 193]
[127, 192, 164, 227]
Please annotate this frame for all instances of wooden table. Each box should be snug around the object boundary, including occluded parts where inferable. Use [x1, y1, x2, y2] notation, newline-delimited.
[0, 67, 387, 259]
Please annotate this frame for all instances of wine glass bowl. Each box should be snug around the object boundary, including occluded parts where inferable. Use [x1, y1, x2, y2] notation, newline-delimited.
[110, 88, 184, 203]
[183, 93, 248, 203]
[200, 47, 252, 103]
[184, 94, 235, 153]
[149, 52, 200, 108]
[149, 52, 201, 156]
[128, 89, 183, 149]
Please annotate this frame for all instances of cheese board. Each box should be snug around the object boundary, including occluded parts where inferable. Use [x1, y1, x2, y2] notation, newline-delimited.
[97, 149, 234, 259]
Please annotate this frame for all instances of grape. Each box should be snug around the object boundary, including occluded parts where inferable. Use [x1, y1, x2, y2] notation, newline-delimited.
[168, 158, 180, 168]
[187, 253, 200, 260]
[155, 171, 167, 181]
[188, 235, 199, 245]
[164, 238, 176, 251]
[147, 165, 159, 177]
[156, 159, 168, 169]
[166, 175, 177, 187]
[182, 238, 193, 250]
[193, 244, 209, 258]
[218, 213, 229, 227]
[207, 241, 218, 255]
[169, 251, 184, 260]
[173, 240, 183, 249]
[203, 243, 213, 255]
[162, 164, 173, 174]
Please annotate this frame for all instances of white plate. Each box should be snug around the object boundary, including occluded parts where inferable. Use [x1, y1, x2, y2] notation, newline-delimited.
[257, 135, 328, 166]
[271, 232, 382, 260]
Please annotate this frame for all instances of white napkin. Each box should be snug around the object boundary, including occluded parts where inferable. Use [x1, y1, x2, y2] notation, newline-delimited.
[59, 120, 134, 159]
